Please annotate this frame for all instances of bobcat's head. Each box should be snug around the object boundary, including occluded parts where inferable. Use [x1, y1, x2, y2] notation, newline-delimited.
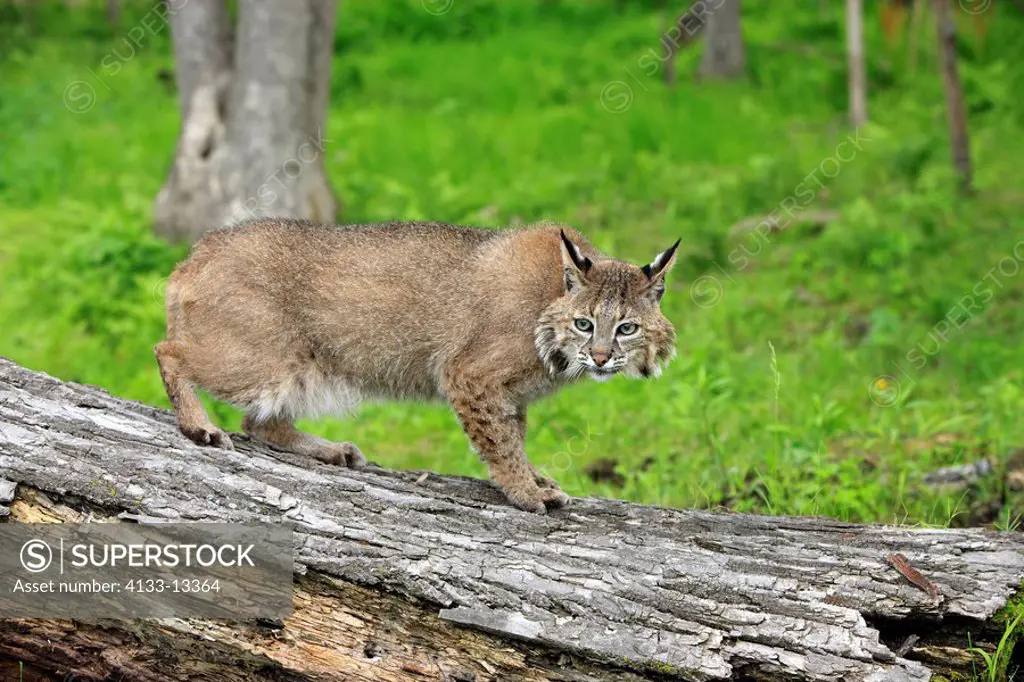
[535, 230, 679, 382]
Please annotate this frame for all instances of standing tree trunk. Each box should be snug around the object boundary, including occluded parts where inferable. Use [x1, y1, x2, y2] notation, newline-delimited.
[662, 9, 705, 86]
[698, 0, 746, 80]
[154, 0, 340, 243]
[846, 0, 868, 126]
[935, 0, 973, 195]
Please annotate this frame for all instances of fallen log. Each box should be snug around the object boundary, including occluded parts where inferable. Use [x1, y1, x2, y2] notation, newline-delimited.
[0, 357, 1021, 681]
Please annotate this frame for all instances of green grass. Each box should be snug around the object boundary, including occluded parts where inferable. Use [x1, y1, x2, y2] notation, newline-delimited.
[2, 0, 1024, 525]
[970, 590, 1024, 682]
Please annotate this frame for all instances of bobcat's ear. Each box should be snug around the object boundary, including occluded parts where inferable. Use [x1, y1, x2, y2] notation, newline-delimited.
[559, 229, 592, 293]
[641, 239, 680, 302]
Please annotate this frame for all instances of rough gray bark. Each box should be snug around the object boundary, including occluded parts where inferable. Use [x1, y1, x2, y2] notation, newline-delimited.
[699, 0, 746, 80]
[166, 0, 232, 126]
[1, 358, 1022, 681]
[154, 0, 339, 243]
[845, 0, 868, 126]
[935, 0, 974, 195]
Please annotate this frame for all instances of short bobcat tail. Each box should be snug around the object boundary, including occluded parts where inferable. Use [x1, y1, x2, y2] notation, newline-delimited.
[163, 270, 182, 340]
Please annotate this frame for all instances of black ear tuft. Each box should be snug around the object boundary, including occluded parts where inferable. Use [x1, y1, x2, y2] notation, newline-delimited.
[560, 229, 592, 273]
[643, 238, 680, 303]
[643, 238, 681, 280]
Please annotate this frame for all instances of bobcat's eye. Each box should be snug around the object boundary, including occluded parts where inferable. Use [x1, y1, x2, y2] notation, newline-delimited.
[617, 322, 639, 336]
[573, 318, 594, 333]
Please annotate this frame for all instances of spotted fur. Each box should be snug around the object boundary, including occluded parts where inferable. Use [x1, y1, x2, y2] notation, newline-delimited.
[155, 219, 678, 513]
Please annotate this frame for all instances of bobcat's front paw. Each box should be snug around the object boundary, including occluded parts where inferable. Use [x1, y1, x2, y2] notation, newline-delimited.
[540, 486, 570, 508]
[502, 482, 570, 514]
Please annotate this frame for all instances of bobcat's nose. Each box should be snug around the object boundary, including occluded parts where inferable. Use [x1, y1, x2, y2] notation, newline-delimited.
[591, 350, 610, 367]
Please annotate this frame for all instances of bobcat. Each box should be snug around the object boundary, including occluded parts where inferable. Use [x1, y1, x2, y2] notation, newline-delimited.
[155, 220, 679, 513]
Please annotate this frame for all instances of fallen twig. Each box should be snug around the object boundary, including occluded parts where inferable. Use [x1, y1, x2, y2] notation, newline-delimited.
[888, 553, 942, 600]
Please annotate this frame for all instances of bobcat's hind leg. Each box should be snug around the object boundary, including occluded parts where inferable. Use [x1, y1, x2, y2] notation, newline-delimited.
[155, 340, 234, 451]
[242, 415, 366, 468]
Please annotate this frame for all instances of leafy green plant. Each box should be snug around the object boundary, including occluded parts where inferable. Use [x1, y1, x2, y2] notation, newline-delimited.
[968, 610, 1023, 682]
